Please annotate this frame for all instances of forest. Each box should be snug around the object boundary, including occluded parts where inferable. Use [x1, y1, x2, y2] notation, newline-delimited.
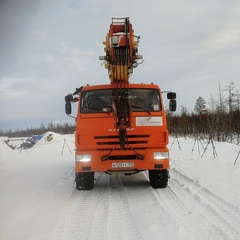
[1, 82, 239, 144]
[168, 82, 240, 143]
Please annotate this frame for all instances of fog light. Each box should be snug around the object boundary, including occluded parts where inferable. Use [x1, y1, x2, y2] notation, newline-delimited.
[154, 152, 169, 160]
[76, 154, 91, 162]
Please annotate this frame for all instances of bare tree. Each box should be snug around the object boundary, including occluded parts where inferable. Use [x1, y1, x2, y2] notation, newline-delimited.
[208, 94, 216, 113]
[234, 90, 240, 111]
[224, 82, 236, 112]
[216, 82, 226, 113]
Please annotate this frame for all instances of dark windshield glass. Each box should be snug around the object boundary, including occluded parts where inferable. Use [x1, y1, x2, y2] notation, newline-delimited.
[80, 88, 161, 113]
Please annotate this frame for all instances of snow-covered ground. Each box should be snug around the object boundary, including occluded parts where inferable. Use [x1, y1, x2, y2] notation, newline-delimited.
[0, 132, 240, 240]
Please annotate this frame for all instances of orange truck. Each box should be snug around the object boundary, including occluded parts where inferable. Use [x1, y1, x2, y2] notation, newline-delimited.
[65, 18, 176, 190]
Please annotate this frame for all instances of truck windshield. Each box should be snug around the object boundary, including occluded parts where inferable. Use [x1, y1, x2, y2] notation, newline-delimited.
[80, 88, 161, 113]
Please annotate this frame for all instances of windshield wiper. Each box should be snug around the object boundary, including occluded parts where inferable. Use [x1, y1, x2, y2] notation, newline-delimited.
[131, 105, 151, 115]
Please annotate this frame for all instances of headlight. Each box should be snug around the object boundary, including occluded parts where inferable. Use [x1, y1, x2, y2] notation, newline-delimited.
[76, 154, 91, 162]
[154, 152, 169, 160]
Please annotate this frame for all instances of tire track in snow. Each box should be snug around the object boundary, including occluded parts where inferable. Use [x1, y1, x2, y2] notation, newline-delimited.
[153, 168, 240, 240]
[171, 169, 240, 239]
[52, 172, 143, 240]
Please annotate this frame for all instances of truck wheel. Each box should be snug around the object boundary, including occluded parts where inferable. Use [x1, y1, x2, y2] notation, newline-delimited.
[75, 172, 94, 190]
[149, 169, 168, 188]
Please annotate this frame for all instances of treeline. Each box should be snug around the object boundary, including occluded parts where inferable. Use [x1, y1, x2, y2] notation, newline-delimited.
[0, 122, 75, 138]
[168, 82, 240, 143]
[167, 110, 240, 143]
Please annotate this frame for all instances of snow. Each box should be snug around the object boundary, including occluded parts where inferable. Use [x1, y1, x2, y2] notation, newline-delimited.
[0, 132, 240, 240]
[170, 137, 240, 206]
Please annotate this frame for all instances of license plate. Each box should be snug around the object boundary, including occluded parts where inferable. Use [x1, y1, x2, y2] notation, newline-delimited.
[112, 162, 134, 168]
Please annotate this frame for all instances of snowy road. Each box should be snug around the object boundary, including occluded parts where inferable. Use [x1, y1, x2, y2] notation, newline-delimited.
[53, 173, 143, 240]
[1, 133, 240, 240]
[51, 170, 240, 240]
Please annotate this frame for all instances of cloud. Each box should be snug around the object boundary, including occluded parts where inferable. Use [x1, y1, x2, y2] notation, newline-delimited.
[0, 0, 240, 129]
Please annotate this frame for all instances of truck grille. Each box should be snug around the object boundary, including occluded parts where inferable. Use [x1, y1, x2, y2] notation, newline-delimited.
[94, 134, 149, 150]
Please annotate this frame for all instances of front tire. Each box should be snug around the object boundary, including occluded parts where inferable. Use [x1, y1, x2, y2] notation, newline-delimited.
[149, 169, 169, 188]
[75, 172, 94, 190]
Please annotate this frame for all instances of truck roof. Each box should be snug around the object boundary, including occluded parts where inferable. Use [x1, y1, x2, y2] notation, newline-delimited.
[82, 83, 161, 91]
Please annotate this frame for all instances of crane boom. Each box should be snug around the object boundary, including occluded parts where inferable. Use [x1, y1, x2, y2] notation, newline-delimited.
[99, 17, 143, 83]
[99, 18, 143, 149]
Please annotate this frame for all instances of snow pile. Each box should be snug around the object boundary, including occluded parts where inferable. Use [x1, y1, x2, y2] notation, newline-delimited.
[0, 137, 20, 160]
[35, 131, 65, 144]
[0, 137, 16, 150]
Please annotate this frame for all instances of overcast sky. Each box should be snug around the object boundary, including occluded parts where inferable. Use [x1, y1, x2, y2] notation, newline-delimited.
[1, 0, 240, 130]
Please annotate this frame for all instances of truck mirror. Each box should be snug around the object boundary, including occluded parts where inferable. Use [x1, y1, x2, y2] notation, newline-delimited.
[169, 99, 177, 112]
[65, 94, 74, 103]
[65, 102, 72, 115]
[167, 92, 176, 100]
